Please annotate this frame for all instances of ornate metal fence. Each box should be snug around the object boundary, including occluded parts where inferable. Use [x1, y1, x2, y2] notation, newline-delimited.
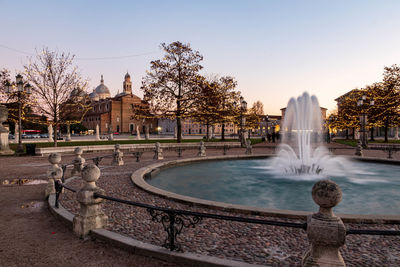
[54, 180, 399, 252]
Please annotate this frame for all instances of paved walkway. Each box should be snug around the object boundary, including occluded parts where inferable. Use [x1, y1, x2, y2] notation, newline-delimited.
[0, 141, 399, 266]
[0, 153, 176, 267]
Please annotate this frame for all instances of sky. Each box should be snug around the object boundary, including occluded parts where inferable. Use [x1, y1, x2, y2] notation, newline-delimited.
[2, 0, 400, 115]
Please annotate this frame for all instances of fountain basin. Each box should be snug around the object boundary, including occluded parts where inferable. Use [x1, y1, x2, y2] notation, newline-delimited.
[131, 155, 400, 223]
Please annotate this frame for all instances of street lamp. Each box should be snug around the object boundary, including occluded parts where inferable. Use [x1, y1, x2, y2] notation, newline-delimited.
[357, 94, 374, 148]
[5, 74, 32, 154]
[240, 96, 247, 147]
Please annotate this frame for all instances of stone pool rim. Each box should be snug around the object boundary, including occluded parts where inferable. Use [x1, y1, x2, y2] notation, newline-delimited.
[131, 154, 400, 224]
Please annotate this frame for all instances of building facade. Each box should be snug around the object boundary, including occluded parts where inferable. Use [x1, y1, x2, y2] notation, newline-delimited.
[83, 73, 157, 134]
[157, 118, 239, 136]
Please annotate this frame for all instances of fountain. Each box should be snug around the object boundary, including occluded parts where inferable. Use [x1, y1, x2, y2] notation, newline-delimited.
[273, 92, 329, 175]
[143, 92, 400, 215]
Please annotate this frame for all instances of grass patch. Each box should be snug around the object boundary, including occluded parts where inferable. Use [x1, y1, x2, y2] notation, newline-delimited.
[334, 139, 357, 147]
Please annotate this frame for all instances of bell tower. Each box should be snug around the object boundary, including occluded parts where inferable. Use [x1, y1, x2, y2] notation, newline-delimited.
[123, 72, 132, 95]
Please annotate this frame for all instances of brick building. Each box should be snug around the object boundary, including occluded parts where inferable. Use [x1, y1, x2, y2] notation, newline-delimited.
[82, 73, 156, 134]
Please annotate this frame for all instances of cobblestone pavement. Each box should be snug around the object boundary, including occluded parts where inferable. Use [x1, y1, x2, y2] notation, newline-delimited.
[1, 142, 399, 266]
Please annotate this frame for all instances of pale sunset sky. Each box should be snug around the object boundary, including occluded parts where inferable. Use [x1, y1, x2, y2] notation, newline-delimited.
[2, 0, 400, 115]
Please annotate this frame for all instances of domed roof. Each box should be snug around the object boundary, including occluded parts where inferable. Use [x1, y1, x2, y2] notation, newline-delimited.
[95, 75, 111, 95]
[89, 91, 99, 101]
[70, 87, 87, 98]
[125, 72, 130, 79]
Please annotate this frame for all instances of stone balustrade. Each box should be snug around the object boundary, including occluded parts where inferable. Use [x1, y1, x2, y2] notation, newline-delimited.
[45, 153, 63, 198]
[303, 179, 346, 266]
[35, 142, 241, 156]
[73, 164, 108, 238]
[245, 139, 252, 155]
[71, 147, 85, 176]
[112, 144, 124, 166]
[49, 153, 351, 265]
[153, 142, 163, 160]
[198, 140, 206, 157]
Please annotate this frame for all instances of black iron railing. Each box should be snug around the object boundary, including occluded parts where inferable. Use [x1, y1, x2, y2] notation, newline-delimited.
[61, 164, 73, 183]
[346, 228, 400, 236]
[88, 155, 113, 166]
[54, 180, 400, 252]
[54, 180, 305, 250]
[368, 145, 400, 159]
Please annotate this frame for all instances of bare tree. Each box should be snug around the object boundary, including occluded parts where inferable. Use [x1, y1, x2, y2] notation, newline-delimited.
[24, 48, 90, 147]
[141, 41, 203, 142]
[252, 100, 264, 115]
[0, 68, 11, 102]
[216, 76, 240, 140]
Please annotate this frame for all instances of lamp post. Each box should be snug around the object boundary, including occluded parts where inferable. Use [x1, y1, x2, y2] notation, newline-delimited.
[4, 74, 32, 154]
[240, 96, 247, 147]
[357, 94, 374, 148]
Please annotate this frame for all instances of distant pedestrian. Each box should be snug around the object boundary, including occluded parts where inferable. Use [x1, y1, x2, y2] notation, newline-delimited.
[267, 133, 271, 142]
[272, 131, 276, 143]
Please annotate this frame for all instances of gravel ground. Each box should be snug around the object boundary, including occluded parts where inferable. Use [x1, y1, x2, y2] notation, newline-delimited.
[57, 143, 400, 266]
[1, 142, 399, 266]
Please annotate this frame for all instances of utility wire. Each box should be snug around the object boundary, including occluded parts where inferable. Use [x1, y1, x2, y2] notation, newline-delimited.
[0, 43, 159, 61]
[0, 44, 33, 56]
[76, 51, 159, 60]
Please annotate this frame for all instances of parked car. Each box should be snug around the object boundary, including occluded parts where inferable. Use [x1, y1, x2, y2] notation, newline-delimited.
[40, 133, 49, 138]
[31, 134, 41, 139]
[8, 134, 15, 139]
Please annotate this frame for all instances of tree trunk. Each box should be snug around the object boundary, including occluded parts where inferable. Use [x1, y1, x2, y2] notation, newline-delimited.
[54, 109, 58, 147]
[345, 129, 349, 140]
[352, 127, 355, 140]
[370, 127, 374, 141]
[177, 116, 182, 143]
[221, 123, 225, 141]
[206, 123, 209, 141]
[384, 120, 389, 143]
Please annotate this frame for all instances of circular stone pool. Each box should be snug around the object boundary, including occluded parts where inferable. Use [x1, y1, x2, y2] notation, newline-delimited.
[147, 158, 400, 215]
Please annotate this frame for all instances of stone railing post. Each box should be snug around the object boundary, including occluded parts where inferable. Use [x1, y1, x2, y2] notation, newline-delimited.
[154, 142, 163, 160]
[45, 153, 63, 198]
[145, 125, 150, 140]
[245, 139, 252, 155]
[65, 123, 72, 142]
[198, 141, 206, 157]
[71, 147, 85, 176]
[73, 164, 108, 238]
[48, 124, 54, 142]
[136, 125, 141, 140]
[355, 140, 363, 156]
[112, 144, 124, 165]
[95, 124, 100, 141]
[108, 125, 114, 141]
[302, 179, 346, 267]
[0, 104, 14, 155]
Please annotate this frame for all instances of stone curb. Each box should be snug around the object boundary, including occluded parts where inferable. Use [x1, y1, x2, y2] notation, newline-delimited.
[36, 142, 241, 156]
[131, 155, 400, 224]
[47, 190, 264, 266]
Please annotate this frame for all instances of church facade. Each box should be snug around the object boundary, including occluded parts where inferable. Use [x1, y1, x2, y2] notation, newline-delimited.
[82, 73, 156, 134]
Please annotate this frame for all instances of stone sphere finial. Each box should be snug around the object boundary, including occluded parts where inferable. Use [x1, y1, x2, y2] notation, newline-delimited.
[48, 153, 61, 164]
[74, 147, 83, 155]
[312, 179, 342, 209]
[81, 164, 100, 183]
